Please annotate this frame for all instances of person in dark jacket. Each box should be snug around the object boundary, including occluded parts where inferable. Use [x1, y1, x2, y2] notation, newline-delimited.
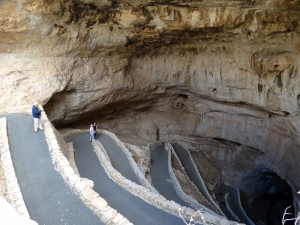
[32, 101, 43, 133]
[92, 122, 97, 138]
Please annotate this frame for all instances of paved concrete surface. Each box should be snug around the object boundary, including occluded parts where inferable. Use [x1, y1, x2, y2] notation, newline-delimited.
[172, 144, 219, 208]
[217, 184, 254, 225]
[3, 114, 104, 225]
[69, 133, 186, 225]
[98, 133, 142, 185]
[173, 144, 255, 224]
[150, 144, 189, 207]
[216, 191, 241, 222]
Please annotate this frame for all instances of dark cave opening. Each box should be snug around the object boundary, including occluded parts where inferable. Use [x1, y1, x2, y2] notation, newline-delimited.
[216, 168, 295, 225]
[240, 168, 295, 225]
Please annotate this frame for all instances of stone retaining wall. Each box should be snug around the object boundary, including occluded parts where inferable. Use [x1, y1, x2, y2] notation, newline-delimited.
[100, 129, 224, 221]
[58, 126, 243, 224]
[93, 140, 185, 216]
[92, 138, 239, 225]
[101, 129, 158, 194]
[167, 143, 218, 213]
[62, 130, 191, 220]
[66, 142, 80, 176]
[0, 157, 7, 201]
[164, 143, 233, 225]
[169, 143, 224, 214]
[166, 143, 205, 210]
[40, 111, 133, 225]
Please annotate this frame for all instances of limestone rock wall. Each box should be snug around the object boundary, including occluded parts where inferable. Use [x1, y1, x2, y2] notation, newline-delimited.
[129, 47, 300, 115]
[0, 0, 298, 115]
[97, 96, 300, 191]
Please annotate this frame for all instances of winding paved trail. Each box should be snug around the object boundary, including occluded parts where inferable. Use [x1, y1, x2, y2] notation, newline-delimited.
[216, 184, 254, 225]
[68, 133, 187, 225]
[4, 113, 205, 225]
[172, 143, 222, 214]
[98, 133, 142, 185]
[3, 114, 104, 225]
[172, 144, 212, 200]
[150, 144, 189, 207]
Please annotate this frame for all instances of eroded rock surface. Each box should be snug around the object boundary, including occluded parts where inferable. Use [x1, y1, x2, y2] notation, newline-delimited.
[0, 0, 298, 114]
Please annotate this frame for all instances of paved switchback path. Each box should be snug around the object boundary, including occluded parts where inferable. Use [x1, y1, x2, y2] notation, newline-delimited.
[98, 133, 142, 185]
[4, 114, 103, 225]
[151, 144, 189, 207]
[68, 133, 186, 225]
[172, 144, 219, 209]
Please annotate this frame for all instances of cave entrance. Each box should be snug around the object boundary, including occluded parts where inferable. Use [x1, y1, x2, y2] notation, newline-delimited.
[240, 168, 295, 225]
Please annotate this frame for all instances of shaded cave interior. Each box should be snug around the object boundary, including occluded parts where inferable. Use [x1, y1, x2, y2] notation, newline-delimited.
[44, 87, 299, 224]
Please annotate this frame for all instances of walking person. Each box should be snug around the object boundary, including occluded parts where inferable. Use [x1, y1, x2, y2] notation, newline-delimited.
[89, 124, 95, 142]
[32, 101, 43, 133]
[92, 122, 97, 139]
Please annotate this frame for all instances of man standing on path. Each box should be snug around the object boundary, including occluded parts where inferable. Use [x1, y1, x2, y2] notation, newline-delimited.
[32, 101, 43, 133]
[89, 124, 96, 142]
[92, 122, 97, 138]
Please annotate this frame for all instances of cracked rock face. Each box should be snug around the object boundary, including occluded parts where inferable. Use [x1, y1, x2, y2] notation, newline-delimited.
[0, 0, 300, 212]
